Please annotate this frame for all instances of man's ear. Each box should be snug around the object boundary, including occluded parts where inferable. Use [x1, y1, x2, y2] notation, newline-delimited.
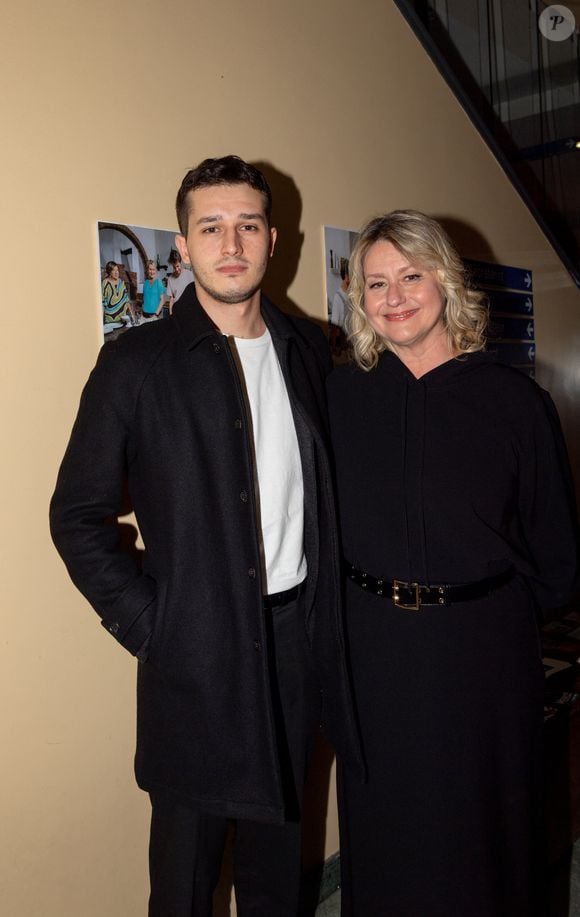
[269, 226, 277, 258]
[175, 234, 191, 266]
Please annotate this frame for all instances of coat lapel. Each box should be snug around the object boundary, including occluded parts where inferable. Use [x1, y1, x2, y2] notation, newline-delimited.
[261, 296, 329, 444]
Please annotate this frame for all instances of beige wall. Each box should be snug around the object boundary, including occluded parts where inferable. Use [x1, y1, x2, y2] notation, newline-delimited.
[2, 1, 579, 914]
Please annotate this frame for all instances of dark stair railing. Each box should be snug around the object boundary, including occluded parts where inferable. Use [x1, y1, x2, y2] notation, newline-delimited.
[394, 0, 580, 287]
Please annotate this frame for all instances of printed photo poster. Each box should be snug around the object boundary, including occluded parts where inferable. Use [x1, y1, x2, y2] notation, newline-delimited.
[97, 221, 194, 343]
[323, 225, 359, 358]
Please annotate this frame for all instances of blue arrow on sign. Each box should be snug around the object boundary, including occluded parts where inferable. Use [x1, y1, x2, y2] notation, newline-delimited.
[490, 342, 536, 365]
[488, 316, 535, 340]
[464, 259, 533, 293]
[485, 290, 534, 316]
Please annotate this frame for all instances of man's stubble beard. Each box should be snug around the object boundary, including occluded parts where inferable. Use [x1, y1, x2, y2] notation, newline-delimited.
[195, 276, 264, 305]
[193, 255, 269, 306]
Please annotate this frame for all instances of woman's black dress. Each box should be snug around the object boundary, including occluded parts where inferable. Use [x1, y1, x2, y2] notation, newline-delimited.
[327, 351, 578, 917]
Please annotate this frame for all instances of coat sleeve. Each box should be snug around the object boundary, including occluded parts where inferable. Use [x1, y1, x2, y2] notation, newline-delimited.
[49, 340, 157, 656]
[517, 388, 579, 610]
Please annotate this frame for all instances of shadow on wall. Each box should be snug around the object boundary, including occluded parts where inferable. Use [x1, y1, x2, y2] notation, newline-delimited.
[252, 160, 327, 336]
[434, 215, 497, 263]
[251, 160, 304, 318]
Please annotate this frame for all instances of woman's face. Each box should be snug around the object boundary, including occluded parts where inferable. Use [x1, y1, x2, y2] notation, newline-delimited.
[109, 265, 120, 281]
[363, 241, 446, 354]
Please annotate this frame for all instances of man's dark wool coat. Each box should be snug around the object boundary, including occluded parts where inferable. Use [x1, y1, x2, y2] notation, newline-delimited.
[50, 287, 363, 823]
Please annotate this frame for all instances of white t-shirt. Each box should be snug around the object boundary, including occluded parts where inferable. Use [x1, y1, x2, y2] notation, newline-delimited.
[234, 329, 307, 594]
[166, 268, 194, 303]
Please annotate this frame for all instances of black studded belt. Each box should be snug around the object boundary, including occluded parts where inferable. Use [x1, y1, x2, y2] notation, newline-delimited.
[345, 562, 513, 610]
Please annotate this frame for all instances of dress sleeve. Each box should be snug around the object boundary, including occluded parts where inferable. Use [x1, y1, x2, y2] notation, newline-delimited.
[101, 279, 111, 308]
[49, 341, 157, 655]
[517, 389, 579, 609]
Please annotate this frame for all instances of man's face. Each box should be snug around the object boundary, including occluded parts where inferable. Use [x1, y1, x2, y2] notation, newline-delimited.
[175, 183, 276, 308]
[172, 261, 182, 276]
[147, 263, 156, 280]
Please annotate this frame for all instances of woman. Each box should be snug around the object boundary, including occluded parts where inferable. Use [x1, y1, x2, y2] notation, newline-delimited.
[141, 259, 166, 319]
[101, 261, 133, 326]
[327, 211, 578, 916]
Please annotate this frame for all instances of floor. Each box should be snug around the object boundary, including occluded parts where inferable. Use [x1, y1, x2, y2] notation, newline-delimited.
[314, 838, 580, 917]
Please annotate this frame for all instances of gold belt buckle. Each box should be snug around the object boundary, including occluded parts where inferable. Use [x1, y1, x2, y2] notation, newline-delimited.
[393, 580, 421, 611]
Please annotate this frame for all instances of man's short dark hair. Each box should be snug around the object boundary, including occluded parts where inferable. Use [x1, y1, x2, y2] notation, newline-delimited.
[176, 155, 273, 236]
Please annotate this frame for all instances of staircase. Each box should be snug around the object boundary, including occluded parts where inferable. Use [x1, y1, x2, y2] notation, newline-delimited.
[394, 0, 580, 287]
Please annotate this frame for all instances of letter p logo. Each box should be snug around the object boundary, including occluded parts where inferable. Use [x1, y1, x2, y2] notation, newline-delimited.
[539, 5, 576, 41]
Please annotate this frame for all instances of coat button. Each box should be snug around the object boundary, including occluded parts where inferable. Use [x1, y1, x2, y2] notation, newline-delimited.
[234, 418, 242, 429]
[212, 342, 222, 354]
[108, 622, 120, 634]
[240, 490, 248, 503]
[253, 640, 262, 652]
[248, 567, 256, 578]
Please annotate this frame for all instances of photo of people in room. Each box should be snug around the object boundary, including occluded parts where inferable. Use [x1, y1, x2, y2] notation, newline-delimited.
[97, 222, 195, 342]
[324, 226, 359, 358]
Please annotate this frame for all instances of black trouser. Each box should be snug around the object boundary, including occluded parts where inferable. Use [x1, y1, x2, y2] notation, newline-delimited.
[148, 595, 320, 917]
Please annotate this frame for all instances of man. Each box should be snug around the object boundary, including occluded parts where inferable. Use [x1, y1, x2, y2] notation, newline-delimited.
[50, 155, 362, 916]
[165, 249, 194, 314]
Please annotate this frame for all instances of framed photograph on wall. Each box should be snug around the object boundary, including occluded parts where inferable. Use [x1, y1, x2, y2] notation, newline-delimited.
[323, 225, 359, 358]
[97, 221, 194, 343]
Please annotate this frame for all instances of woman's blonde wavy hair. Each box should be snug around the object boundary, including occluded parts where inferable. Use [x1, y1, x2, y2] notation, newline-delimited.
[346, 210, 488, 371]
